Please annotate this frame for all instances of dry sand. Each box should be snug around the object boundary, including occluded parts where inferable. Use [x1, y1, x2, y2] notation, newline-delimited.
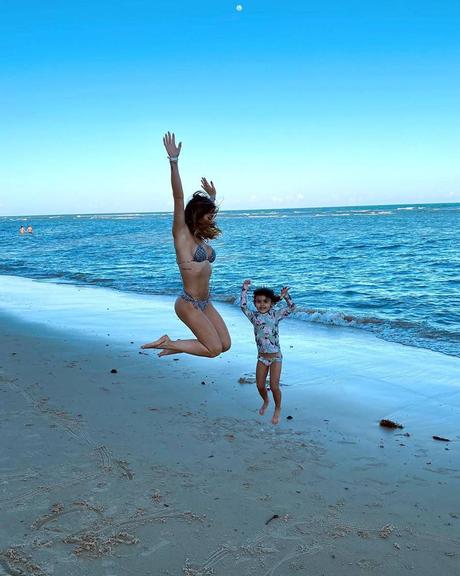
[1, 302, 460, 575]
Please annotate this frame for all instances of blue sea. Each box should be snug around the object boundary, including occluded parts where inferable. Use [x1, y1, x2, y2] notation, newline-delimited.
[1, 203, 459, 357]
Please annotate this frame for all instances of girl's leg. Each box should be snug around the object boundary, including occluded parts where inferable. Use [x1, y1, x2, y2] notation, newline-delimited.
[256, 360, 270, 415]
[203, 302, 231, 352]
[141, 298, 224, 358]
[269, 361, 282, 424]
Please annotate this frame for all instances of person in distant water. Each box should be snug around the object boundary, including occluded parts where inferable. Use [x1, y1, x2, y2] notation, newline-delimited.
[27, 225, 33, 233]
[240, 279, 295, 424]
[141, 132, 231, 358]
[19, 225, 25, 234]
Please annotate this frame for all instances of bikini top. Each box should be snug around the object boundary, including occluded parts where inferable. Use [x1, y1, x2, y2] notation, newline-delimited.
[193, 242, 216, 263]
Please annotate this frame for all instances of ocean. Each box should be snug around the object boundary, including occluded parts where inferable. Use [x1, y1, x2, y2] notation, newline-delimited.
[1, 203, 459, 357]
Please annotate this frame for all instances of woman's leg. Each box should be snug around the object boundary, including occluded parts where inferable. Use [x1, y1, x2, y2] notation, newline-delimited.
[256, 360, 270, 415]
[141, 298, 223, 357]
[269, 361, 282, 424]
[203, 302, 231, 352]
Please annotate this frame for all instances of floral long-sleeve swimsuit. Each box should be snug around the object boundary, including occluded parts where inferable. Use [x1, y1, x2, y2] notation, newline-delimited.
[240, 289, 295, 358]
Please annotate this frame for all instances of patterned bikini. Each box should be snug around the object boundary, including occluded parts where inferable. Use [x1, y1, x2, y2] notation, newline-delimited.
[241, 288, 295, 366]
[179, 242, 216, 311]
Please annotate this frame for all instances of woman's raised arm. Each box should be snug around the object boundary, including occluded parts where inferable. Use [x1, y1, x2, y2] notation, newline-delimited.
[163, 132, 186, 236]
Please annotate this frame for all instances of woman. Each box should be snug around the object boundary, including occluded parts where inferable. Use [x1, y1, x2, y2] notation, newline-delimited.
[142, 132, 231, 357]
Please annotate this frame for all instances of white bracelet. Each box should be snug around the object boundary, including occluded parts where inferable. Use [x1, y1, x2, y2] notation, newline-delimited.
[168, 156, 179, 162]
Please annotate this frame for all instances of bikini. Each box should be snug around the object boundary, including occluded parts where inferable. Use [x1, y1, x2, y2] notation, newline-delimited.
[180, 242, 216, 311]
[192, 243, 216, 264]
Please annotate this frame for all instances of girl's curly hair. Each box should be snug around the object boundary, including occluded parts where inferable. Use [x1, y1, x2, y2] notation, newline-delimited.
[253, 287, 281, 304]
[184, 191, 221, 240]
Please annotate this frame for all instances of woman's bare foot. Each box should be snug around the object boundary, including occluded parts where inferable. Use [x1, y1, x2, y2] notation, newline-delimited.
[158, 348, 178, 357]
[271, 409, 281, 425]
[141, 335, 169, 350]
[259, 400, 269, 416]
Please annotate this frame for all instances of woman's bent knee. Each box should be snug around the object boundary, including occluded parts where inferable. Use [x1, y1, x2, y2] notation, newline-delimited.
[221, 338, 231, 353]
[207, 343, 223, 358]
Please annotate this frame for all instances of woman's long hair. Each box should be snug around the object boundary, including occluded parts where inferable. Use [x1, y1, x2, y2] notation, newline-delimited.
[184, 191, 221, 240]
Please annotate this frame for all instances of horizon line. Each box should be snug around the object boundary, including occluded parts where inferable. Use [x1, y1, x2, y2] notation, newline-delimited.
[2, 200, 459, 219]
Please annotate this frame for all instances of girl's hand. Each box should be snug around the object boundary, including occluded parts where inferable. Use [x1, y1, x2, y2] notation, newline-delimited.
[280, 286, 290, 299]
[242, 279, 251, 290]
[163, 131, 182, 158]
[201, 177, 217, 199]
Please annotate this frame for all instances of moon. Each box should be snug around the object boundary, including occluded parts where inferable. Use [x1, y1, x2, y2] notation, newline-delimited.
[235, 4, 243, 11]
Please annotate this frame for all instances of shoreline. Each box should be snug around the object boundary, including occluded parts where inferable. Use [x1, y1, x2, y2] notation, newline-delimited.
[0, 274, 458, 359]
[1, 286, 460, 574]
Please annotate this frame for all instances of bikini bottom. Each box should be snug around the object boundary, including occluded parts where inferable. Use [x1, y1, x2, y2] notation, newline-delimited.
[257, 353, 283, 367]
[180, 290, 210, 312]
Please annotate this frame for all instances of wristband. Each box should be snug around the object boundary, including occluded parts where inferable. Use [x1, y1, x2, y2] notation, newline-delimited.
[168, 156, 179, 162]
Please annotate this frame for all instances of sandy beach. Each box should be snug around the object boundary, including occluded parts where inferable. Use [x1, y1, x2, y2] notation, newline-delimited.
[1, 277, 460, 575]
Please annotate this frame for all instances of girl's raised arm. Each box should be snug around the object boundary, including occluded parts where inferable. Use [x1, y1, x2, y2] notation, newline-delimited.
[240, 279, 255, 322]
[276, 286, 296, 320]
[163, 132, 186, 237]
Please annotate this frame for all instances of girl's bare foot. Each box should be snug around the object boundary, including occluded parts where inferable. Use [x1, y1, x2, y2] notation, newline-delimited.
[259, 401, 269, 415]
[141, 335, 169, 349]
[271, 409, 281, 425]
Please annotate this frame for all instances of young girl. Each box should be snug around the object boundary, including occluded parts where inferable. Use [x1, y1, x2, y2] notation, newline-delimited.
[141, 132, 231, 357]
[240, 279, 295, 424]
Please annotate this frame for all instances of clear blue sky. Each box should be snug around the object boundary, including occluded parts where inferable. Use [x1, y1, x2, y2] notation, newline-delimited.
[1, 0, 459, 215]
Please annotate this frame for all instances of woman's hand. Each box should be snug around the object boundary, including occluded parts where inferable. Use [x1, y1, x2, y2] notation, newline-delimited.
[242, 279, 251, 291]
[163, 132, 182, 159]
[201, 177, 217, 199]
